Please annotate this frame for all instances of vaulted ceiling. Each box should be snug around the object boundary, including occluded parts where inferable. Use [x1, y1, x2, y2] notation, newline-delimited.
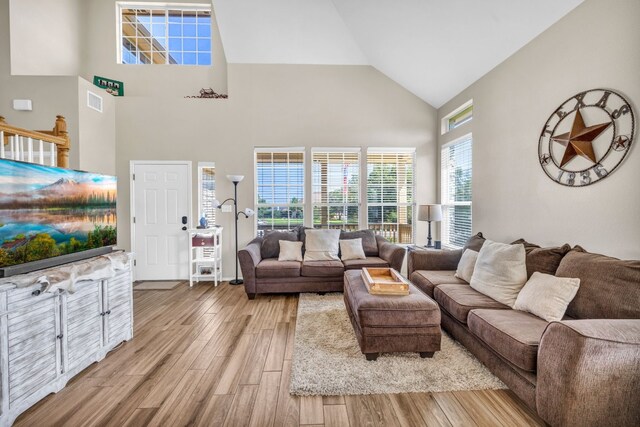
[213, 0, 583, 108]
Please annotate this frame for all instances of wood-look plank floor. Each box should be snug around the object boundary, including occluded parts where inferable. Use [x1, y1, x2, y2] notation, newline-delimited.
[15, 283, 546, 427]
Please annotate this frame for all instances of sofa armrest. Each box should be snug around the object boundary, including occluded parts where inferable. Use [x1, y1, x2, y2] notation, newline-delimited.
[238, 237, 263, 297]
[407, 249, 463, 277]
[375, 236, 406, 271]
[537, 319, 640, 427]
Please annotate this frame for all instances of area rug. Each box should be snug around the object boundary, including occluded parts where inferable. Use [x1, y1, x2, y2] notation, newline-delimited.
[134, 281, 181, 290]
[290, 293, 506, 396]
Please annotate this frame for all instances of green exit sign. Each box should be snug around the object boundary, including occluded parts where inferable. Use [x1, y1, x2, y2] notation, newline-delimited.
[93, 76, 124, 96]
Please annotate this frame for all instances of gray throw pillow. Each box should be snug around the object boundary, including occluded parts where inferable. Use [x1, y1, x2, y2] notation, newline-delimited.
[340, 229, 378, 256]
[463, 232, 486, 252]
[511, 239, 571, 278]
[261, 230, 298, 259]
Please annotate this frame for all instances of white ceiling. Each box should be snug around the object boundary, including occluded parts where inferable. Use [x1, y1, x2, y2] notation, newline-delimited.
[213, 0, 584, 107]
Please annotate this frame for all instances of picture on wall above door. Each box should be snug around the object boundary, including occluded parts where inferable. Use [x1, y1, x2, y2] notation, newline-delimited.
[538, 88, 635, 187]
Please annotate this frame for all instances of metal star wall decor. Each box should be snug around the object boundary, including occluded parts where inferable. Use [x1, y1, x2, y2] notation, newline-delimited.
[538, 89, 635, 187]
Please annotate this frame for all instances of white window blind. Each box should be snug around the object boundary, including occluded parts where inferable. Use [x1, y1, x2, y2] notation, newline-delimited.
[312, 149, 360, 230]
[366, 149, 415, 244]
[255, 150, 304, 235]
[441, 135, 473, 248]
[197, 162, 215, 226]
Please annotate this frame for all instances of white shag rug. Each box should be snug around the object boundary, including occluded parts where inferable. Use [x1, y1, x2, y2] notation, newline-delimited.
[290, 293, 507, 396]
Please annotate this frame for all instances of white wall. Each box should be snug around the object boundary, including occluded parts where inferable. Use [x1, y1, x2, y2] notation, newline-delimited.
[438, 0, 640, 259]
[9, 0, 81, 76]
[116, 64, 438, 278]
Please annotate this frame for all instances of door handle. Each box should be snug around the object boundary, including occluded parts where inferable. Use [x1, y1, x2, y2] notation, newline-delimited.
[182, 216, 188, 230]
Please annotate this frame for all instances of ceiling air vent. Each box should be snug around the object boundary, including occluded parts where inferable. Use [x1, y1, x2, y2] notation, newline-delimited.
[87, 91, 103, 113]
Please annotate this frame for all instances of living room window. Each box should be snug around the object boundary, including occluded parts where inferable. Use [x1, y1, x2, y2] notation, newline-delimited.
[366, 149, 415, 244]
[117, 3, 212, 65]
[311, 149, 360, 230]
[441, 99, 473, 134]
[441, 134, 473, 248]
[255, 149, 305, 236]
[197, 162, 216, 227]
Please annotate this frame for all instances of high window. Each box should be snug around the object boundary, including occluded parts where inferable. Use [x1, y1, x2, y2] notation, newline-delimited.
[255, 149, 305, 236]
[197, 162, 216, 226]
[441, 99, 473, 134]
[366, 149, 415, 244]
[311, 149, 360, 230]
[441, 134, 473, 248]
[117, 3, 212, 65]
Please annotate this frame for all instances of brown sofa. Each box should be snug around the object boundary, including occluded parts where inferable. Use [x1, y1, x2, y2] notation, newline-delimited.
[408, 235, 640, 427]
[239, 228, 406, 299]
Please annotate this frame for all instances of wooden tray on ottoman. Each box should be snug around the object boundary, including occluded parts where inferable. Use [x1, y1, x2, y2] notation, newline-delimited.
[361, 268, 410, 296]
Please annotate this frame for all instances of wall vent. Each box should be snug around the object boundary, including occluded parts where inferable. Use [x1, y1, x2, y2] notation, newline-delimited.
[87, 91, 103, 113]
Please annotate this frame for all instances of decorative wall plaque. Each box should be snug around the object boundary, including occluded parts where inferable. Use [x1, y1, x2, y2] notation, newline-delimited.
[538, 89, 635, 186]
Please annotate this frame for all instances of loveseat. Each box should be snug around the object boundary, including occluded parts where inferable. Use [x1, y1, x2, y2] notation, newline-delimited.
[407, 233, 640, 427]
[238, 228, 405, 299]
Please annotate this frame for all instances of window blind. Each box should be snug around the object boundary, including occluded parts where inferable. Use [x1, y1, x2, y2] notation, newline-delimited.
[366, 149, 415, 244]
[441, 135, 472, 248]
[255, 150, 304, 235]
[312, 150, 360, 230]
[198, 164, 216, 226]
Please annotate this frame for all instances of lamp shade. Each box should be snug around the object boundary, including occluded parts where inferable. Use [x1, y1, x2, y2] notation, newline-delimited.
[226, 174, 244, 183]
[418, 204, 442, 222]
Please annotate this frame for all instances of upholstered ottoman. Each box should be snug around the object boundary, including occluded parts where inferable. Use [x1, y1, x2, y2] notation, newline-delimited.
[343, 270, 442, 360]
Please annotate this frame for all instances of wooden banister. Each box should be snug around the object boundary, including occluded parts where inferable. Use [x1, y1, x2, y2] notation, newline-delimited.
[0, 115, 70, 168]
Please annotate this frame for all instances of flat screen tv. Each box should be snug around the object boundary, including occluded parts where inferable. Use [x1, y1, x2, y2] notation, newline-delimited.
[0, 158, 117, 277]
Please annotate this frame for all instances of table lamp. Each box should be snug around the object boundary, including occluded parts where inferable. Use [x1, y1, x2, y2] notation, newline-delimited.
[418, 204, 442, 248]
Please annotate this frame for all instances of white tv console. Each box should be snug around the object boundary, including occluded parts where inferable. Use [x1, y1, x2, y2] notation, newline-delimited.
[0, 254, 133, 426]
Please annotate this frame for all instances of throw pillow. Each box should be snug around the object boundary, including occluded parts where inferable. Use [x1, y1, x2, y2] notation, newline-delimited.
[340, 230, 378, 256]
[463, 232, 486, 252]
[260, 230, 298, 259]
[511, 239, 572, 278]
[278, 240, 303, 262]
[340, 238, 366, 261]
[304, 229, 341, 261]
[514, 272, 580, 322]
[470, 240, 528, 308]
[455, 249, 478, 282]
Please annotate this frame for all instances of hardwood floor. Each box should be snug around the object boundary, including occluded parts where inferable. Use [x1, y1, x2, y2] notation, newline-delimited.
[15, 283, 545, 426]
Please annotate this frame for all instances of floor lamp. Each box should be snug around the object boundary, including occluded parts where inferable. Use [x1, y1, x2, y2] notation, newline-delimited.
[214, 175, 255, 286]
[418, 204, 442, 248]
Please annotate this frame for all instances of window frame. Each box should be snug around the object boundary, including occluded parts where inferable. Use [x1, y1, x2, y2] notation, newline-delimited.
[254, 148, 306, 236]
[197, 162, 216, 227]
[441, 99, 473, 135]
[440, 133, 473, 249]
[366, 148, 416, 244]
[311, 148, 361, 231]
[116, 2, 212, 66]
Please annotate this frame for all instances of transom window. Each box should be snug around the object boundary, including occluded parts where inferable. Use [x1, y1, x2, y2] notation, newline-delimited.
[441, 134, 473, 248]
[255, 149, 305, 236]
[312, 149, 360, 230]
[441, 99, 473, 134]
[366, 149, 415, 244]
[117, 3, 212, 66]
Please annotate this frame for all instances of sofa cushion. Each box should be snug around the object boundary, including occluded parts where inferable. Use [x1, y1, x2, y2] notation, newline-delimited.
[468, 309, 549, 372]
[455, 249, 479, 282]
[512, 239, 571, 278]
[340, 229, 378, 256]
[556, 247, 640, 319]
[301, 260, 344, 277]
[434, 284, 509, 324]
[410, 270, 467, 298]
[304, 229, 341, 261]
[340, 238, 366, 261]
[260, 230, 298, 259]
[463, 232, 486, 252]
[256, 258, 301, 279]
[342, 257, 389, 270]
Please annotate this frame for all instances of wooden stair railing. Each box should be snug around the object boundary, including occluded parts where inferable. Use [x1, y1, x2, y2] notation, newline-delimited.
[0, 115, 70, 168]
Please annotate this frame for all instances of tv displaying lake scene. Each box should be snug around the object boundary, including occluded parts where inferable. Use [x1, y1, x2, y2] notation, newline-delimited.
[0, 159, 117, 271]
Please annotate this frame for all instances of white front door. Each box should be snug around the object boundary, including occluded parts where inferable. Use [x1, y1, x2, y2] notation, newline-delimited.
[132, 162, 191, 280]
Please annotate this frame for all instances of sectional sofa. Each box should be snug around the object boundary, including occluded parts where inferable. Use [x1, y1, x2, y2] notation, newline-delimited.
[238, 228, 405, 299]
[408, 234, 640, 427]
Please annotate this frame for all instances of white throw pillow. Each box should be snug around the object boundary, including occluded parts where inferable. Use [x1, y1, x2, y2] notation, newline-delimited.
[470, 240, 527, 308]
[514, 272, 580, 322]
[455, 249, 478, 283]
[303, 229, 341, 261]
[340, 238, 366, 261]
[278, 240, 303, 262]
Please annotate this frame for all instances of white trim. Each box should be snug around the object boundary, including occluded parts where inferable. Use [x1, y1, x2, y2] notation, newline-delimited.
[129, 160, 193, 281]
[367, 147, 416, 154]
[311, 147, 361, 153]
[442, 132, 473, 149]
[254, 147, 305, 153]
